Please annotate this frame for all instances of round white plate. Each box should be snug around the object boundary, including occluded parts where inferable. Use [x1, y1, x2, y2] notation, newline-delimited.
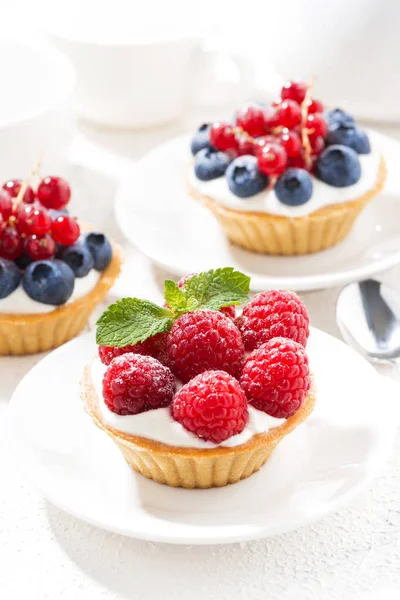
[115, 131, 400, 291]
[8, 328, 396, 545]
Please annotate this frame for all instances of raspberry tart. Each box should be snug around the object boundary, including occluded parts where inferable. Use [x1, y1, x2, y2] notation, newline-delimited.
[188, 80, 386, 255]
[0, 173, 122, 355]
[81, 269, 315, 489]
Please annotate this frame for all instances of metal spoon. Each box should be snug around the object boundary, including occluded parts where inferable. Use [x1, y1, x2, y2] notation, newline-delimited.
[336, 279, 400, 365]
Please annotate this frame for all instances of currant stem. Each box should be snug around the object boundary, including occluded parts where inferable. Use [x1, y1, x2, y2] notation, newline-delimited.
[14, 149, 44, 206]
[300, 77, 315, 168]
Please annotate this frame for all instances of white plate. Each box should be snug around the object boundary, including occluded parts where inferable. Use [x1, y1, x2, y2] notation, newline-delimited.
[115, 131, 400, 291]
[7, 328, 396, 545]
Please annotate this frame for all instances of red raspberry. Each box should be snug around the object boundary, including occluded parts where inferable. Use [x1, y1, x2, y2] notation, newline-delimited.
[98, 332, 169, 366]
[240, 338, 311, 418]
[167, 309, 244, 382]
[236, 290, 309, 351]
[172, 370, 248, 443]
[102, 353, 175, 415]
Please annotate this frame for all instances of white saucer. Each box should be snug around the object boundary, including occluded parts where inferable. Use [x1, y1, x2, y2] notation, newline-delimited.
[115, 131, 400, 291]
[8, 328, 396, 545]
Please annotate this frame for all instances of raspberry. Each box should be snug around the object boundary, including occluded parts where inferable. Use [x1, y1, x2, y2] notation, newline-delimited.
[172, 370, 248, 443]
[102, 353, 175, 415]
[98, 332, 169, 366]
[236, 290, 309, 351]
[167, 309, 244, 382]
[240, 338, 311, 418]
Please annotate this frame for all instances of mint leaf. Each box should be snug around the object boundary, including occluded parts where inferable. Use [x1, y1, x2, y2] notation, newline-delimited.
[164, 280, 187, 311]
[183, 268, 250, 311]
[96, 298, 173, 348]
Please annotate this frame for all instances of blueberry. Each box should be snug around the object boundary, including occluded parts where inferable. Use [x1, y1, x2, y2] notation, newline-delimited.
[58, 239, 94, 277]
[325, 108, 355, 129]
[194, 148, 232, 181]
[23, 260, 75, 305]
[14, 253, 33, 271]
[314, 145, 361, 187]
[0, 258, 21, 299]
[326, 125, 370, 154]
[226, 156, 268, 198]
[190, 123, 212, 155]
[275, 169, 313, 206]
[83, 232, 113, 271]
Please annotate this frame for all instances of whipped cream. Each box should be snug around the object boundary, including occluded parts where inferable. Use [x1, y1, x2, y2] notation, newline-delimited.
[0, 269, 100, 314]
[189, 148, 381, 218]
[91, 357, 286, 449]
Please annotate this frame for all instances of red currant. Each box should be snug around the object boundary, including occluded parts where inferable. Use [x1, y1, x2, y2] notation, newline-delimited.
[255, 135, 277, 150]
[2, 180, 35, 204]
[52, 215, 80, 245]
[306, 113, 327, 138]
[236, 104, 267, 137]
[263, 108, 281, 132]
[25, 234, 56, 260]
[276, 100, 302, 129]
[37, 176, 71, 210]
[236, 135, 256, 156]
[307, 98, 324, 114]
[288, 155, 316, 172]
[309, 135, 325, 155]
[257, 143, 288, 176]
[0, 189, 13, 220]
[0, 226, 23, 259]
[209, 122, 238, 152]
[279, 129, 302, 158]
[281, 81, 307, 104]
[16, 205, 52, 236]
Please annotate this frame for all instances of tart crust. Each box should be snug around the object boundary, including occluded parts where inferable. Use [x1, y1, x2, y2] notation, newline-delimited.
[0, 243, 122, 355]
[188, 156, 387, 255]
[81, 365, 316, 489]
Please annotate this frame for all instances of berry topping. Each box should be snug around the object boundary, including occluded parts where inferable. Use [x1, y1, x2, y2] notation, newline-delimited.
[236, 135, 256, 156]
[172, 370, 248, 444]
[0, 189, 13, 220]
[0, 258, 21, 299]
[314, 145, 361, 187]
[326, 125, 371, 155]
[276, 99, 302, 129]
[14, 253, 33, 271]
[226, 155, 269, 198]
[82, 232, 113, 271]
[102, 353, 175, 415]
[306, 113, 328, 138]
[325, 108, 355, 129]
[275, 168, 313, 206]
[257, 142, 288, 176]
[190, 123, 212, 156]
[167, 309, 245, 382]
[307, 98, 324, 114]
[0, 226, 23, 260]
[281, 80, 307, 104]
[98, 332, 169, 366]
[309, 135, 325, 155]
[236, 289, 309, 351]
[209, 122, 238, 152]
[51, 215, 80, 246]
[235, 103, 267, 137]
[220, 305, 236, 319]
[2, 180, 35, 204]
[37, 176, 71, 209]
[25, 234, 56, 260]
[194, 148, 232, 181]
[58, 241, 94, 277]
[279, 129, 302, 157]
[15, 204, 52, 236]
[240, 338, 311, 418]
[22, 259, 75, 305]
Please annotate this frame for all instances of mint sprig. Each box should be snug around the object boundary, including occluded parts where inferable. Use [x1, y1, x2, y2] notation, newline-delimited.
[96, 268, 250, 348]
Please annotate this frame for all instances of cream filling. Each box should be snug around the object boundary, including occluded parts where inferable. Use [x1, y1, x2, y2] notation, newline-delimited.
[189, 148, 381, 218]
[91, 357, 286, 449]
[0, 269, 100, 314]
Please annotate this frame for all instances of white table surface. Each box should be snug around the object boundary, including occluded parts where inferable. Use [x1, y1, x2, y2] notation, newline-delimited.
[1, 117, 400, 600]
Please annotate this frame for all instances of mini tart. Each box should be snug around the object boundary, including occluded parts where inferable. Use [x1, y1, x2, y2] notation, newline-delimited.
[0, 243, 122, 356]
[81, 365, 316, 489]
[188, 156, 386, 255]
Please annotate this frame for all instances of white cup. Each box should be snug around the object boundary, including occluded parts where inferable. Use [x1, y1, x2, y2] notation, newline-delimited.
[0, 40, 76, 182]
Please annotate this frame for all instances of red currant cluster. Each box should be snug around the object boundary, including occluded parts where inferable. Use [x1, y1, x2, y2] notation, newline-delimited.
[209, 80, 327, 177]
[0, 176, 79, 261]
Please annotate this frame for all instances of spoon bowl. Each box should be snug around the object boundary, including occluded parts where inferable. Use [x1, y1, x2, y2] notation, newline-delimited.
[336, 279, 400, 364]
